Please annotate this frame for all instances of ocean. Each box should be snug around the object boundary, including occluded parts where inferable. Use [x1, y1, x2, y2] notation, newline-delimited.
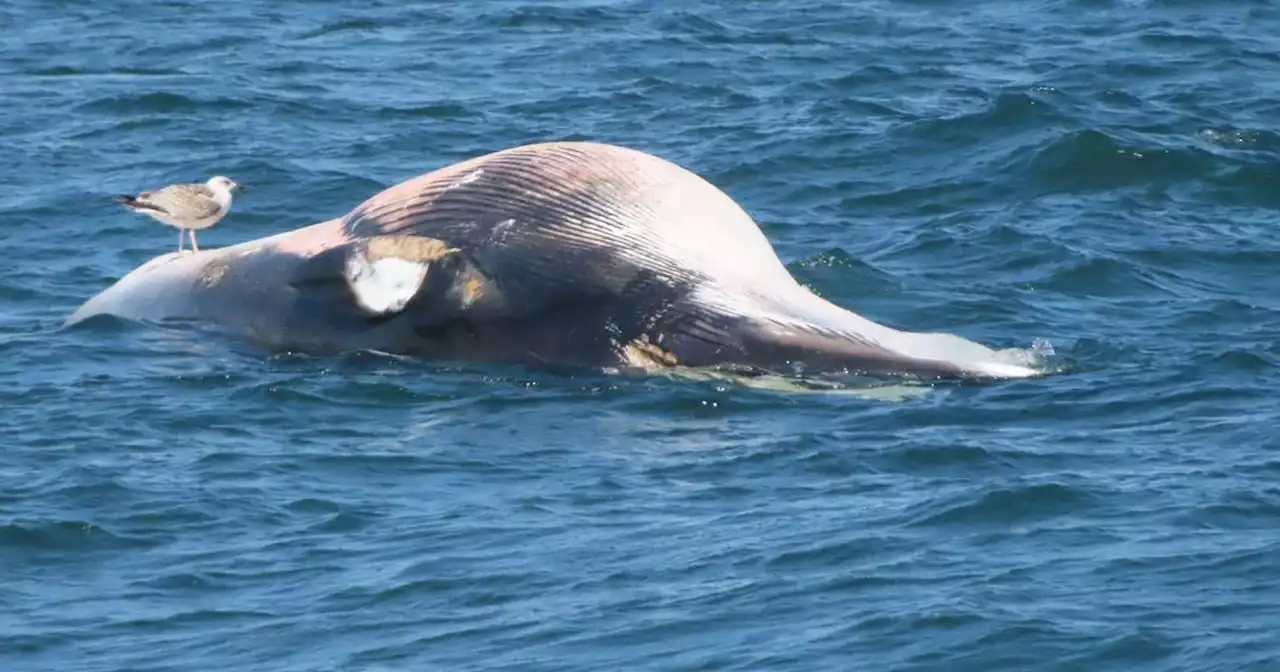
[3, 1, 1279, 670]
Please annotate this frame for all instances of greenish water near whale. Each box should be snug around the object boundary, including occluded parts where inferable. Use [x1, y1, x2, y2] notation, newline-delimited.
[3, 1, 1279, 670]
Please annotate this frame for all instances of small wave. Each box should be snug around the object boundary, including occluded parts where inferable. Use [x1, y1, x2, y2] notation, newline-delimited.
[0, 520, 148, 553]
[1200, 348, 1278, 374]
[897, 89, 1072, 147]
[660, 11, 829, 46]
[1205, 163, 1280, 209]
[1193, 492, 1280, 530]
[132, 34, 260, 60]
[295, 18, 384, 41]
[372, 102, 480, 121]
[1015, 128, 1218, 194]
[909, 482, 1100, 528]
[766, 536, 900, 571]
[1037, 255, 1185, 298]
[75, 91, 251, 115]
[25, 65, 184, 77]
[499, 5, 620, 30]
[115, 608, 277, 630]
[1138, 29, 1240, 53]
[1197, 127, 1280, 154]
[136, 572, 223, 591]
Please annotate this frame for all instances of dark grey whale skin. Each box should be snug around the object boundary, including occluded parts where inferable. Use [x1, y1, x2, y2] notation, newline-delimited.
[67, 141, 1039, 381]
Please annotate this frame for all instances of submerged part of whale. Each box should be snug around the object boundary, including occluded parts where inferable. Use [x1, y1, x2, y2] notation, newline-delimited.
[67, 141, 1045, 380]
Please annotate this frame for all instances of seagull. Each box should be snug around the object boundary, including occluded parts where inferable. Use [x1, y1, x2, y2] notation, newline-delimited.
[113, 175, 242, 253]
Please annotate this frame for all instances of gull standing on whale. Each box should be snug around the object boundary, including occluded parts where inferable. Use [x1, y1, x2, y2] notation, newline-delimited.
[113, 175, 241, 253]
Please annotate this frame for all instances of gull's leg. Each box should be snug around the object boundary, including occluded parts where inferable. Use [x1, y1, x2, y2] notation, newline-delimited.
[178, 228, 184, 253]
[191, 230, 200, 252]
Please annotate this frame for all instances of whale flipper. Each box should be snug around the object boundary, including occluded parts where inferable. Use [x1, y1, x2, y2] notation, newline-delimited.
[287, 235, 473, 328]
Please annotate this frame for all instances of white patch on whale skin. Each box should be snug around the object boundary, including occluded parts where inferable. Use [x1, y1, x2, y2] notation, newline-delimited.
[344, 253, 429, 315]
[446, 168, 484, 191]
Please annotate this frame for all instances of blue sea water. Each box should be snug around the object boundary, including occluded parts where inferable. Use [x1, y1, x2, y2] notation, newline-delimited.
[3, 0, 1280, 669]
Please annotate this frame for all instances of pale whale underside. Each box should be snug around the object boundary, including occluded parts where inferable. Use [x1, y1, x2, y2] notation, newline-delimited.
[68, 141, 1044, 381]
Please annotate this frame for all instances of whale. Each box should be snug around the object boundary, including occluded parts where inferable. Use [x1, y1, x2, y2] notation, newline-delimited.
[66, 141, 1044, 381]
